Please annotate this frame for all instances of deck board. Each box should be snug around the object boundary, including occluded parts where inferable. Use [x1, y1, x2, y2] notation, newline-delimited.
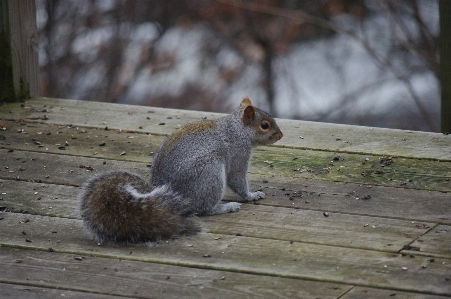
[0, 283, 126, 299]
[0, 248, 348, 299]
[342, 287, 451, 299]
[0, 180, 436, 253]
[1, 97, 451, 298]
[6, 97, 451, 160]
[1, 213, 451, 295]
[2, 119, 450, 191]
[407, 225, 451, 258]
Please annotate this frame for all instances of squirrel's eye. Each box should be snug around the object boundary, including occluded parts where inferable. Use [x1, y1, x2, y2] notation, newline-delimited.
[260, 122, 270, 130]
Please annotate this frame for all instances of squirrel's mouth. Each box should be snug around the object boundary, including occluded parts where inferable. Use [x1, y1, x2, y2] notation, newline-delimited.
[270, 131, 283, 141]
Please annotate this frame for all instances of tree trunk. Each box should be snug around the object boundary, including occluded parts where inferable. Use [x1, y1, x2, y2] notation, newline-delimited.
[0, 0, 39, 102]
[440, 0, 451, 133]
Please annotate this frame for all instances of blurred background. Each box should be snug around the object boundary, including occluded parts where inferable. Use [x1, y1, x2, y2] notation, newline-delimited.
[36, 0, 440, 132]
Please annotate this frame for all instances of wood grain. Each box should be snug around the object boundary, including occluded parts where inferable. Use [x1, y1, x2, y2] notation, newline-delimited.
[0, 180, 435, 253]
[1, 97, 450, 298]
[0, 248, 348, 299]
[2, 97, 451, 160]
[1, 213, 450, 296]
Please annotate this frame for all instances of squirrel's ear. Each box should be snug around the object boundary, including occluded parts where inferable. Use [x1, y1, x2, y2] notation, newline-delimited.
[240, 97, 253, 109]
[242, 105, 255, 125]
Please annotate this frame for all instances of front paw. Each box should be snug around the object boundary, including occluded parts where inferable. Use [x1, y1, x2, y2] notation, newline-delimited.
[248, 191, 265, 201]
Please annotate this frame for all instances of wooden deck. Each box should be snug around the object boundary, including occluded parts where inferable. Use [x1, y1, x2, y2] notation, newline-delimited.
[1, 97, 450, 298]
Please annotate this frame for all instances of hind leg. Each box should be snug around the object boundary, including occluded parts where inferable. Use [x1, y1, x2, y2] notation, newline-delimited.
[167, 160, 243, 215]
[200, 162, 243, 215]
[185, 161, 242, 215]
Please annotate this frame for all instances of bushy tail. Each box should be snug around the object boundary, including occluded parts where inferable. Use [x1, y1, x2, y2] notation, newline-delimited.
[78, 171, 201, 244]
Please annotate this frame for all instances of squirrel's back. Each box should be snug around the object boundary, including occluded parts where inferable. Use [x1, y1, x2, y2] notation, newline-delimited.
[79, 171, 200, 244]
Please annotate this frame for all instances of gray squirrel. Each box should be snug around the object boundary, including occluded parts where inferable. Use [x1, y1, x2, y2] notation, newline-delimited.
[78, 98, 283, 244]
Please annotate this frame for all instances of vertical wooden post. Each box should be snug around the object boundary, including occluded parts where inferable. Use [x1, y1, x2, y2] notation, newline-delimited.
[0, 0, 39, 102]
[440, 0, 451, 133]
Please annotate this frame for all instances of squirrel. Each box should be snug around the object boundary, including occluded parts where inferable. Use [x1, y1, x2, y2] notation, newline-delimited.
[78, 98, 283, 244]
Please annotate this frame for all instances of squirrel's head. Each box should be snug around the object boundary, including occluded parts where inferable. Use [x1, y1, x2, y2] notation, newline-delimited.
[240, 97, 283, 145]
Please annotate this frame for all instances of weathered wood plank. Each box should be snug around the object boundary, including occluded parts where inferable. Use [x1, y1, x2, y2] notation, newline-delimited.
[0, 179, 435, 253]
[2, 120, 451, 192]
[0, 179, 78, 218]
[2, 106, 451, 192]
[203, 206, 434, 253]
[406, 225, 451, 259]
[0, 149, 150, 186]
[1, 154, 450, 225]
[0, 119, 162, 163]
[0, 213, 450, 296]
[0, 247, 349, 299]
[251, 147, 451, 192]
[342, 286, 450, 299]
[0, 282, 124, 299]
[2, 97, 451, 160]
[251, 175, 451, 225]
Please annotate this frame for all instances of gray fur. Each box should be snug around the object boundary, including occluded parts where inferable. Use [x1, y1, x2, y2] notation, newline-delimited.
[78, 99, 283, 244]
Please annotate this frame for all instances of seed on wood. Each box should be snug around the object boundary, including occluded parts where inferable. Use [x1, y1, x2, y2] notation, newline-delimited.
[74, 256, 83, 261]
[203, 254, 212, 258]
[323, 212, 329, 217]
